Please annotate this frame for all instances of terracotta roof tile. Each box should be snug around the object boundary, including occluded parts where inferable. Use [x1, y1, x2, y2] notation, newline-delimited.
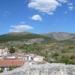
[0, 59, 25, 67]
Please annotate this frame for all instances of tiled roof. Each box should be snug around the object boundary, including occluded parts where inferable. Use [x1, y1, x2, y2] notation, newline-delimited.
[0, 59, 25, 67]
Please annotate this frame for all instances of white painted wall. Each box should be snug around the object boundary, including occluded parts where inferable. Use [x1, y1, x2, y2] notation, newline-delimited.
[0, 48, 8, 56]
[33, 56, 44, 62]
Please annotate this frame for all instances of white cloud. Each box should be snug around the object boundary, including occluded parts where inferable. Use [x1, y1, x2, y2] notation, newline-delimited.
[57, 0, 68, 3]
[69, 6, 74, 11]
[68, 3, 74, 11]
[28, 0, 61, 15]
[9, 24, 33, 32]
[31, 14, 42, 21]
[28, 0, 71, 14]
[68, 3, 73, 6]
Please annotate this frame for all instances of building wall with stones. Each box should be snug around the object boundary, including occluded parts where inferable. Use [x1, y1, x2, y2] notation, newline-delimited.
[1, 63, 75, 75]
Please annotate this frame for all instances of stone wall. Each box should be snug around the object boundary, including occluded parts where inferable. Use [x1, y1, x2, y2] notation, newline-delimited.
[1, 63, 75, 75]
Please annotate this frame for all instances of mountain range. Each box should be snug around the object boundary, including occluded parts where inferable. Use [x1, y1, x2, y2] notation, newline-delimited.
[0, 32, 75, 64]
[0, 32, 75, 42]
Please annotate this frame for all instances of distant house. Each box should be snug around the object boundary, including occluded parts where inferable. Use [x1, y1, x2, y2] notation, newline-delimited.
[33, 56, 44, 62]
[24, 54, 44, 62]
[0, 48, 8, 57]
[24, 54, 34, 61]
[0, 59, 25, 72]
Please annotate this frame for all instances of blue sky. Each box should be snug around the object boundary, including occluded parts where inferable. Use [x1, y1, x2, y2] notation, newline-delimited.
[0, 0, 75, 35]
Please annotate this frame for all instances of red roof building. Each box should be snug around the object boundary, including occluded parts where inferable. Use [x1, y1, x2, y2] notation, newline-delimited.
[0, 59, 25, 67]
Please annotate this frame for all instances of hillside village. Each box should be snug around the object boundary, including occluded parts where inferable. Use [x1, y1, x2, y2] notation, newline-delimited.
[0, 0, 75, 74]
[1, 47, 75, 75]
[0, 47, 45, 73]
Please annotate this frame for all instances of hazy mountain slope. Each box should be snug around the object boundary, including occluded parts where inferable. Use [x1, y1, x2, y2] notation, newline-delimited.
[0, 32, 51, 43]
[0, 32, 75, 43]
[45, 32, 75, 40]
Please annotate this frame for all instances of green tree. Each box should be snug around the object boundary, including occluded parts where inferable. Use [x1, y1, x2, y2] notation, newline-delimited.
[9, 46, 16, 54]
